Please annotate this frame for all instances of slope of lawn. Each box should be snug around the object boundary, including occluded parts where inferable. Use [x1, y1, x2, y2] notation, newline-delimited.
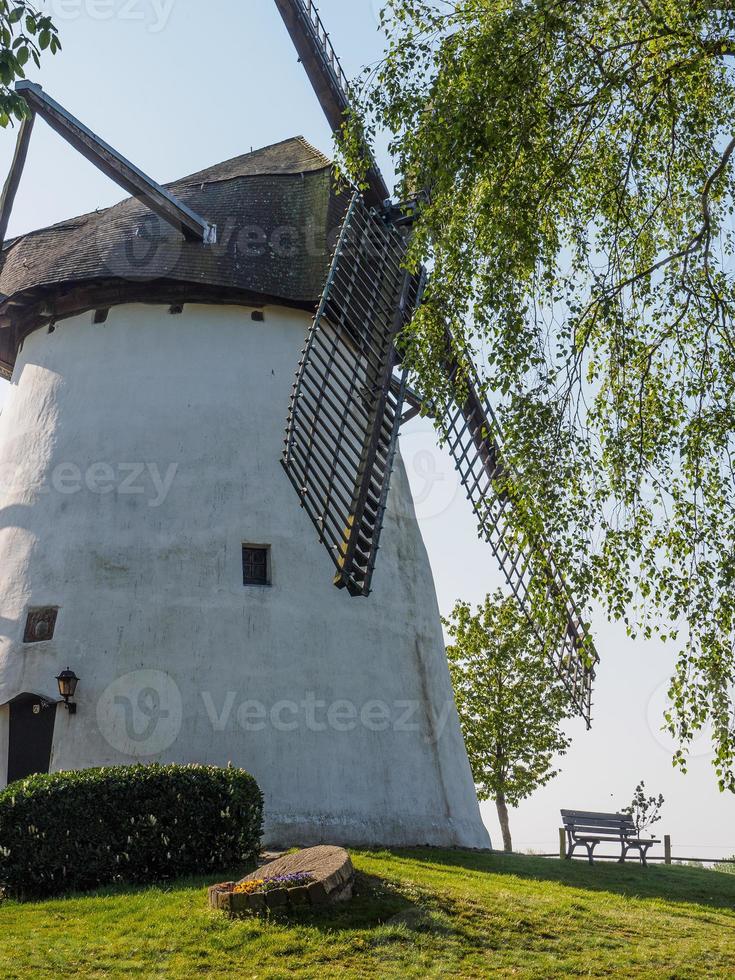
[1, 848, 734, 978]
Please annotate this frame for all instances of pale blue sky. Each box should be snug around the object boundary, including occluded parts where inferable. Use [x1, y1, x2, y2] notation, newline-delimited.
[1, 0, 733, 858]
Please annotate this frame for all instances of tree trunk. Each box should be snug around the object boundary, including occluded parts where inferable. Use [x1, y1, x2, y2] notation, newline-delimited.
[496, 792, 512, 852]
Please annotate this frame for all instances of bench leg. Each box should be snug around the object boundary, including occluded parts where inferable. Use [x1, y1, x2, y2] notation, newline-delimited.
[621, 843, 653, 866]
[585, 842, 598, 865]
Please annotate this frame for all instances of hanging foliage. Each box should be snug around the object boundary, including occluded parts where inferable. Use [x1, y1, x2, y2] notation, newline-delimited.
[345, 0, 735, 791]
[0, 1, 60, 127]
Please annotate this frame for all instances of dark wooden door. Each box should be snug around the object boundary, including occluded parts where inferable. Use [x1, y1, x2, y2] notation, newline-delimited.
[7, 695, 56, 784]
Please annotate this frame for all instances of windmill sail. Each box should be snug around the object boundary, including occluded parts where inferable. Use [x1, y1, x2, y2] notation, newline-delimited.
[438, 352, 597, 723]
[273, 0, 598, 722]
[282, 191, 423, 596]
[273, 0, 388, 208]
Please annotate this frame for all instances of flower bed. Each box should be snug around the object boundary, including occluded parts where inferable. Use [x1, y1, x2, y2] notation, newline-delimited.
[233, 873, 315, 895]
[209, 845, 354, 915]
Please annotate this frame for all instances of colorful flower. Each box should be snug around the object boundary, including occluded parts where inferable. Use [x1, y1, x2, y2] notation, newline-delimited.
[232, 872, 314, 895]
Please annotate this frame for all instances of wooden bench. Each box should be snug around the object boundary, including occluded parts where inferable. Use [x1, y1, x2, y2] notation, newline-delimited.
[561, 810, 660, 866]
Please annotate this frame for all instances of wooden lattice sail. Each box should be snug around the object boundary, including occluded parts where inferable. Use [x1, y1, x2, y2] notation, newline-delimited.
[274, 0, 599, 724]
[438, 355, 597, 722]
[282, 192, 423, 596]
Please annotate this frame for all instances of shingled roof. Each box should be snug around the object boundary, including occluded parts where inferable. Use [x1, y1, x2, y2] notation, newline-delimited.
[0, 136, 349, 378]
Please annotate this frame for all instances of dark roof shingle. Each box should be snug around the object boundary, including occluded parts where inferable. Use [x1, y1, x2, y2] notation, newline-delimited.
[0, 137, 348, 376]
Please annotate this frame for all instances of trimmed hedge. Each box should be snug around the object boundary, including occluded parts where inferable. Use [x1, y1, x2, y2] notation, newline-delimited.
[0, 764, 263, 899]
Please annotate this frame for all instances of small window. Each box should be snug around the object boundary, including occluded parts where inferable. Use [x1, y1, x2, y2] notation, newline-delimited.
[242, 545, 270, 586]
[23, 607, 59, 643]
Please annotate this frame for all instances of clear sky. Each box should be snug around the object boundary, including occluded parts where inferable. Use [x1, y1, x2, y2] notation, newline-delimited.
[1, 0, 733, 859]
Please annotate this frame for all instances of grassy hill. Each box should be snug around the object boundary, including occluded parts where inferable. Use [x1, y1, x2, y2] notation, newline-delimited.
[1, 848, 734, 978]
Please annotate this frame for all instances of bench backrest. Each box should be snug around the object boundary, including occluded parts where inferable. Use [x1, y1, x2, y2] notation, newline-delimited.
[561, 809, 637, 837]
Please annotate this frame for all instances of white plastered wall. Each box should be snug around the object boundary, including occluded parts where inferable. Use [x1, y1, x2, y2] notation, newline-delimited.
[0, 303, 490, 848]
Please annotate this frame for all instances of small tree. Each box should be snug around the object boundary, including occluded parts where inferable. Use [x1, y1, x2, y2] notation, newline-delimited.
[445, 591, 573, 852]
[622, 781, 665, 836]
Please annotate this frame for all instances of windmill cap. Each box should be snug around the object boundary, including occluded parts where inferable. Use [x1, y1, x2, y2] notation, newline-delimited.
[0, 137, 349, 378]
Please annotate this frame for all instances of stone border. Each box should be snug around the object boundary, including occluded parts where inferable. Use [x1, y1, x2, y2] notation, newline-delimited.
[208, 845, 354, 915]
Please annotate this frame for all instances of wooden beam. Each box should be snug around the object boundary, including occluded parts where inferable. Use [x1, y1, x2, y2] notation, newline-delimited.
[15, 82, 216, 244]
[336, 275, 410, 595]
[393, 378, 425, 425]
[0, 112, 35, 247]
[273, 0, 390, 209]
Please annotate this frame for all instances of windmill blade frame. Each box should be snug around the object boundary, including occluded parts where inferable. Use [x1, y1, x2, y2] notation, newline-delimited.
[437, 349, 598, 723]
[282, 190, 425, 596]
[273, 0, 390, 208]
[272, 0, 599, 723]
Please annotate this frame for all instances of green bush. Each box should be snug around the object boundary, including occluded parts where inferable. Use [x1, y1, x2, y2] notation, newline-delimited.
[0, 764, 263, 899]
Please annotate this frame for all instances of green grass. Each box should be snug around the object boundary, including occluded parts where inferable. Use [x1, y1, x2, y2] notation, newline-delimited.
[1, 849, 734, 978]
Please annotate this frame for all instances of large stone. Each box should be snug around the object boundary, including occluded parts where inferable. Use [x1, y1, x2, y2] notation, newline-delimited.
[287, 885, 310, 906]
[232, 892, 258, 915]
[265, 889, 289, 909]
[208, 882, 234, 913]
[247, 893, 267, 913]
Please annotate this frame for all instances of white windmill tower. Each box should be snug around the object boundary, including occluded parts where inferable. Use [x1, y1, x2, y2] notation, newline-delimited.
[0, 0, 597, 850]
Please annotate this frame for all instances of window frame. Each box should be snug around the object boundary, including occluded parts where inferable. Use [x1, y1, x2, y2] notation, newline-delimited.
[242, 544, 272, 587]
[23, 607, 59, 644]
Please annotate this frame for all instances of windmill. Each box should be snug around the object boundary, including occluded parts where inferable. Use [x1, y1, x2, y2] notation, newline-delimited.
[273, 0, 598, 724]
[0, 2, 593, 849]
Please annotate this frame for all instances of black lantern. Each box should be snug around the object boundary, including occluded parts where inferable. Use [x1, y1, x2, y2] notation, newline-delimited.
[56, 668, 79, 714]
